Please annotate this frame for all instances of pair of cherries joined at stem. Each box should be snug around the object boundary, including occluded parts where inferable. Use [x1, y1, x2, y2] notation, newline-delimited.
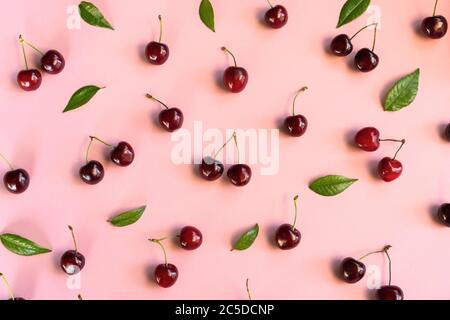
[199, 132, 252, 187]
[264, 1, 288, 29]
[0, 153, 30, 194]
[145, 15, 169, 65]
[150, 226, 203, 288]
[146, 94, 184, 132]
[79, 136, 135, 185]
[330, 23, 379, 72]
[421, 0, 448, 39]
[354, 127, 406, 182]
[17, 35, 65, 91]
[0, 273, 25, 300]
[60, 226, 85, 276]
[341, 245, 404, 300]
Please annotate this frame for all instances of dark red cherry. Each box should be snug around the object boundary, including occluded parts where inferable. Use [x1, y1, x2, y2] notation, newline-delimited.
[10, 297, 25, 300]
[330, 34, 353, 56]
[159, 108, 184, 132]
[79, 160, 104, 185]
[354, 48, 379, 72]
[265, 4, 288, 29]
[155, 263, 178, 288]
[355, 127, 380, 151]
[284, 115, 308, 137]
[438, 204, 450, 227]
[227, 164, 252, 187]
[199, 157, 224, 181]
[3, 169, 30, 194]
[60, 250, 85, 275]
[376, 285, 404, 300]
[179, 226, 203, 250]
[17, 70, 42, 91]
[222, 47, 248, 93]
[111, 142, 135, 167]
[145, 42, 169, 65]
[275, 224, 301, 250]
[41, 50, 65, 74]
[341, 257, 366, 283]
[422, 15, 447, 39]
[378, 157, 403, 182]
[444, 124, 450, 141]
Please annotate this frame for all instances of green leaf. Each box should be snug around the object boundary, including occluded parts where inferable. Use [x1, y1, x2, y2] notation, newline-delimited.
[383, 69, 420, 112]
[0, 233, 52, 256]
[337, 0, 371, 28]
[79, 1, 114, 30]
[199, 0, 215, 32]
[63, 85, 104, 113]
[232, 224, 259, 251]
[108, 206, 146, 227]
[309, 175, 358, 197]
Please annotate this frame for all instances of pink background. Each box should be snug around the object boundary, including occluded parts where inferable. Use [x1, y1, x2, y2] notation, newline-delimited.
[0, 0, 449, 300]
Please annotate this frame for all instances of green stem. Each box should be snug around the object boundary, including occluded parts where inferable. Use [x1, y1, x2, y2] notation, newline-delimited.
[150, 238, 168, 266]
[85, 137, 94, 163]
[146, 94, 169, 109]
[371, 25, 378, 52]
[158, 15, 163, 43]
[222, 47, 237, 67]
[18, 35, 28, 70]
[383, 246, 392, 286]
[0, 273, 15, 300]
[350, 23, 378, 40]
[292, 195, 299, 230]
[213, 132, 236, 159]
[68, 226, 78, 255]
[292, 87, 308, 116]
[0, 153, 14, 170]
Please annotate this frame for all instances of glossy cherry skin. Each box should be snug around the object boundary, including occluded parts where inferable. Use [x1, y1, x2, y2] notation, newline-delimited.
[154, 263, 178, 288]
[223, 67, 248, 93]
[145, 42, 169, 65]
[438, 204, 450, 227]
[284, 115, 308, 137]
[275, 224, 301, 250]
[354, 48, 379, 72]
[265, 5, 288, 29]
[179, 226, 203, 250]
[378, 157, 403, 182]
[79, 160, 104, 185]
[330, 34, 353, 56]
[159, 108, 183, 132]
[17, 69, 42, 91]
[444, 124, 450, 141]
[341, 257, 366, 283]
[199, 157, 224, 181]
[10, 297, 25, 300]
[41, 50, 65, 74]
[376, 285, 404, 300]
[421, 15, 448, 39]
[227, 164, 252, 187]
[3, 169, 30, 194]
[355, 127, 380, 151]
[60, 250, 85, 275]
[111, 142, 135, 167]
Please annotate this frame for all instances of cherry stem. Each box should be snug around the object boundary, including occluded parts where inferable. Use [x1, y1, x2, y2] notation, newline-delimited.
[0, 273, 15, 300]
[383, 246, 392, 286]
[392, 139, 406, 160]
[89, 136, 113, 148]
[233, 131, 240, 164]
[246, 278, 252, 300]
[350, 23, 379, 40]
[292, 86, 308, 116]
[146, 94, 169, 110]
[267, 0, 274, 8]
[21, 36, 44, 56]
[222, 47, 237, 67]
[213, 132, 236, 159]
[371, 24, 378, 52]
[68, 226, 78, 255]
[0, 153, 14, 170]
[358, 244, 391, 261]
[158, 15, 163, 43]
[150, 238, 168, 266]
[292, 195, 299, 230]
[18, 35, 28, 70]
[433, 0, 439, 16]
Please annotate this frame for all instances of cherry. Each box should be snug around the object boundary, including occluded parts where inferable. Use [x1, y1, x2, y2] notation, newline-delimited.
[437, 204, 450, 227]
[199, 133, 237, 181]
[17, 35, 42, 91]
[275, 195, 301, 250]
[376, 246, 404, 300]
[0, 153, 30, 194]
[421, 0, 447, 39]
[226, 133, 252, 186]
[79, 137, 106, 185]
[330, 23, 377, 57]
[378, 139, 405, 182]
[41, 50, 65, 74]
[149, 238, 178, 288]
[354, 127, 380, 151]
[60, 226, 85, 275]
[0, 273, 25, 300]
[284, 86, 308, 137]
[179, 226, 203, 250]
[146, 94, 184, 132]
[354, 25, 379, 72]
[110, 142, 135, 167]
[444, 124, 450, 141]
[145, 15, 169, 65]
[221, 47, 248, 93]
[264, 1, 288, 29]
[340, 246, 389, 283]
